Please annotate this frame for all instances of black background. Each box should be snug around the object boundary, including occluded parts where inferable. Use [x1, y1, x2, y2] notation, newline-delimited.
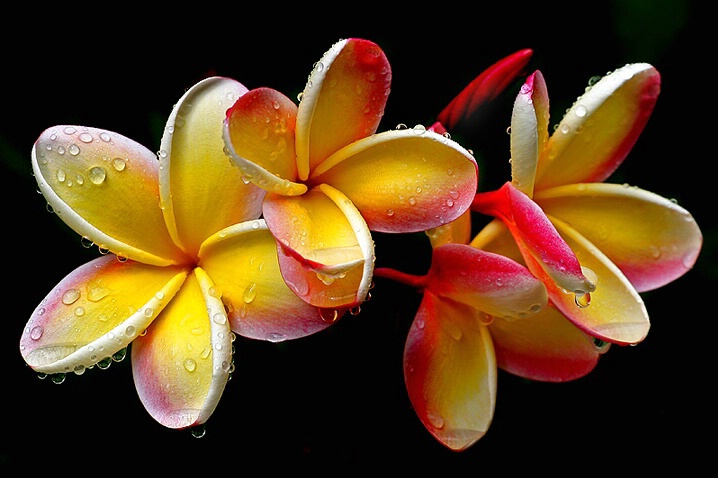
[2, 1, 711, 472]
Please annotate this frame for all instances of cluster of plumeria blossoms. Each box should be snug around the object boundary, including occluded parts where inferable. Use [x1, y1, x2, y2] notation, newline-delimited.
[19, 38, 702, 451]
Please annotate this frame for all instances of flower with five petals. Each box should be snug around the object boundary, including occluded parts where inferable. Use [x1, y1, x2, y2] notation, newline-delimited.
[222, 38, 478, 312]
[467, 63, 703, 382]
[20, 76, 335, 430]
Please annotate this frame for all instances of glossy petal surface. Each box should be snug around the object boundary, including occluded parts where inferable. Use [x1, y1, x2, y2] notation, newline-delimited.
[404, 292, 496, 451]
[534, 63, 660, 189]
[536, 183, 702, 292]
[32, 126, 186, 266]
[490, 303, 604, 382]
[160, 76, 265, 255]
[263, 185, 374, 308]
[20, 255, 187, 374]
[199, 220, 333, 341]
[132, 269, 232, 429]
[313, 129, 478, 233]
[296, 38, 390, 180]
[223, 87, 306, 196]
[427, 243, 547, 320]
[473, 182, 595, 295]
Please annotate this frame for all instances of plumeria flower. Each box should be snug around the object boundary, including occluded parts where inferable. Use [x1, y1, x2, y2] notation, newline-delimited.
[371, 49, 557, 451]
[20, 76, 336, 430]
[470, 63, 702, 358]
[222, 38, 478, 312]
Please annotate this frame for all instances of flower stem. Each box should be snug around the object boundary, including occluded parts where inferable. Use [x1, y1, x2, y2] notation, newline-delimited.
[373, 267, 427, 290]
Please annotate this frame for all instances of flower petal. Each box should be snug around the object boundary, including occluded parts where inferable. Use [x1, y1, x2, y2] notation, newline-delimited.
[404, 291, 496, 451]
[546, 217, 650, 345]
[490, 303, 605, 382]
[425, 209, 473, 248]
[160, 77, 266, 255]
[427, 243, 547, 320]
[263, 185, 374, 308]
[132, 268, 232, 429]
[32, 126, 186, 266]
[198, 219, 334, 341]
[20, 255, 187, 374]
[510, 70, 549, 198]
[434, 48, 533, 131]
[296, 38, 390, 180]
[535, 63, 660, 189]
[536, 183, 702, 292]
[223, 87, 306, 196]
[312, 129, 477, 232]
[472, 182, 595, 295]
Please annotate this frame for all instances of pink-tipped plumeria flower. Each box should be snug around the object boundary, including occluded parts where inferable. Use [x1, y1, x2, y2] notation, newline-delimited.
[375, 244, 548, 451]
[470, 64, 702, 360]
[371, 49, 549, 451]
[20, 77, 336, 431]
[222, 38, 478, 313]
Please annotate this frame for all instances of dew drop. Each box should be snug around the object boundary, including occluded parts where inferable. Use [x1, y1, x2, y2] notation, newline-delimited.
[68, 144, 80, 156]
[319, 308, 339, 323]
[242, 282, 257, 303]
[88, 166, 107, 185]
[62, 288, 81, 305]
[184, 358, 197, 372]
[112, 158, 127, 171]
[30, 325, 44, 340]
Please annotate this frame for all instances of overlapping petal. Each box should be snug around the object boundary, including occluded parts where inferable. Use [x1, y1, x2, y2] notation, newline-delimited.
[296, 38, 391, 180]
[536, 183, 702, 292]
[198, 220, 334, 340]
[20, 255, 188, 374]
[160, 76, 265, 255]
[404, 291, 496, 452]
[132, 268, 232, 429]
[472, 182, 596, 295]
[534, 63, 660, 189]
[32, 126, 187, 266]
[312, 129, 477, 233]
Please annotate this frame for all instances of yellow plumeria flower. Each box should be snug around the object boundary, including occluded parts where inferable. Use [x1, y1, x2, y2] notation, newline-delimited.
[20, 77, 335, 430]
[472, 63, 703, 349]
[222, 38, 478, 312]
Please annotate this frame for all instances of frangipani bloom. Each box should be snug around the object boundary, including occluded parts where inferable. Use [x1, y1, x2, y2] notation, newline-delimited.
[20, 76, 335, 430]
[222, 38, 478, 311]
[470, 62, 702, 370]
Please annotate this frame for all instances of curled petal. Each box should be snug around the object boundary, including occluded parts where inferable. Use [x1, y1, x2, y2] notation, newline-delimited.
[223, 87, 306, 196]
[132, 269, 232, 429]
[404, 292, 496, 451]
[32, 126, 186, 266]
[436, 48, 533, 130]
[198, 220, 334, 341]
[547, 217, 650, 345]
[161, 76, 265, 255]
[263, 185, 374, 308]
[20, 255, 187, 374]
[427, 243, 547, 320]
[510, 70, 549, 198]
[472, 182, 595, 295]
[535, 63, 660, 188]
[490, 303, 605, 382]
[536, 183, 703, 292]
[296, 38, 391, 180]
[312, 129, 477, 232]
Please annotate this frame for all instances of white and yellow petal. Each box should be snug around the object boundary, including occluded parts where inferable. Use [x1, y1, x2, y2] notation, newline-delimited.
[199, 219, 335, 341]
[223, 87, 307, 196]
[535, 63, 660, 189]
[160, 76, 265, 255]
[312, 129, 478, 233]
[536, 183, 702, 292]
[262, 185, 374, 309]
[404, 291, 496, 451]
[32, 126, 187, 266]
[20, 255, 187, 374]
[296, 38, 391, 180]
[131, 268, 232, 429]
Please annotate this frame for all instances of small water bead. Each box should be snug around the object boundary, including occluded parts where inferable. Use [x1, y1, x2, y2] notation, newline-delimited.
[112, 158, 127, 171]
[99, 131, 112, 142]
[190, 424, 206, 438]
[29, 325, 44, 340]
[574, 104, 588, 118]
[242, 283, 257, 303]
[97, 357, 113, 369]
[56, 169, 66, 182]
[125, 325, 136, 337]
[50, 373, 67, 384]
[74, 307, 85, 317]
[112, 348, 127, 362]
[68, 144, 81, 156]
[62, 288, 81, 305]
[319, 308, 339, 323]
[184, 358, 197, 372]
[73, 364, 86, 375]
[213, 312, 227, 325]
